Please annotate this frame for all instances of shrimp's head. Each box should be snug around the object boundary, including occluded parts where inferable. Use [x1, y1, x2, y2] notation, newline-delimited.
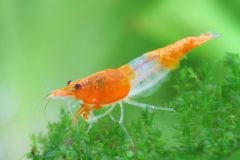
[49, 80, 84, 100]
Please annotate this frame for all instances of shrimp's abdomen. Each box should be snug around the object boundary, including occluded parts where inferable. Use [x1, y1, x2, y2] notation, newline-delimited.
[126, 33, 215, 97]
[127, 54, 170, 97]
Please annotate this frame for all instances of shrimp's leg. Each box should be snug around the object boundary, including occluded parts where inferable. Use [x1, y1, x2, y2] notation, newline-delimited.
[86, 111, 95, 133]
[124, 98, 175, 112]
[119, 101, 134, 145]
[119, 101, 124, 124]
[109, 113, 116, 122]
[72, 103, 91, 124]
[93, 104, 115, 121]
[66, 100, 75, 118]
[86, 104, 116, 133]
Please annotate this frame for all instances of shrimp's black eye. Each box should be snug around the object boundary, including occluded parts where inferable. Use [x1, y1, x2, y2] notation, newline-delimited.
[67, 80, 72, 85]
[74, 84, 82, 90]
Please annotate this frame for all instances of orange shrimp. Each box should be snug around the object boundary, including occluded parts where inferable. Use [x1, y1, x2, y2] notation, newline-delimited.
[49, 33, 215, 124]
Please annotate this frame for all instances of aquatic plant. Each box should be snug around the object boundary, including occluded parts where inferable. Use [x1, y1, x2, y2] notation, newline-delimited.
[27, 53, 240, 160]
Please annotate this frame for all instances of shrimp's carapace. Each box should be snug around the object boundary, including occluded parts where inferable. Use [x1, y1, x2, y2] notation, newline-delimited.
[49, 33, 215, 122]
[51, 69, 133, 105]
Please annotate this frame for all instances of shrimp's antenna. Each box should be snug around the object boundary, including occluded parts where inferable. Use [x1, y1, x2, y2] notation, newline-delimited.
[43, 98, 51, 114]
[31, 93, 50, 122]
[42, 98, 52, 126]
[36, 93, 50, 109]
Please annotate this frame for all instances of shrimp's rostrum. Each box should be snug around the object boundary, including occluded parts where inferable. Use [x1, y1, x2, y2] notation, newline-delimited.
[50, 33, 215, 122]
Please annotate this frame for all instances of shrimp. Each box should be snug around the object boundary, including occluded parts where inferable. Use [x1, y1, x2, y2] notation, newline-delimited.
[49, 33, 215, 125]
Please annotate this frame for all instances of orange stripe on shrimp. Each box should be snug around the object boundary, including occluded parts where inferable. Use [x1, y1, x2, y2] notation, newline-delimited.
[49, 33, 215, 124]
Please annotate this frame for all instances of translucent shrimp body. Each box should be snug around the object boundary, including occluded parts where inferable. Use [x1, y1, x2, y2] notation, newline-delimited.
[50, 33, 215, 123]
[127, 33, 214, 97]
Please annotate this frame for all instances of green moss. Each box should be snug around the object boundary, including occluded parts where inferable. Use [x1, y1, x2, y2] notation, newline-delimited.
[27, 53, 240, 160]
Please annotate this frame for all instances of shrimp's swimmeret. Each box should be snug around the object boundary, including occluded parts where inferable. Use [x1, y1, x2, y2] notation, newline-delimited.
[49, 33, 216, 123]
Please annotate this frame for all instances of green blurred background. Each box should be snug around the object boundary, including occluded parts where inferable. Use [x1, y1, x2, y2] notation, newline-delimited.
[0, 0, 239, 159]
